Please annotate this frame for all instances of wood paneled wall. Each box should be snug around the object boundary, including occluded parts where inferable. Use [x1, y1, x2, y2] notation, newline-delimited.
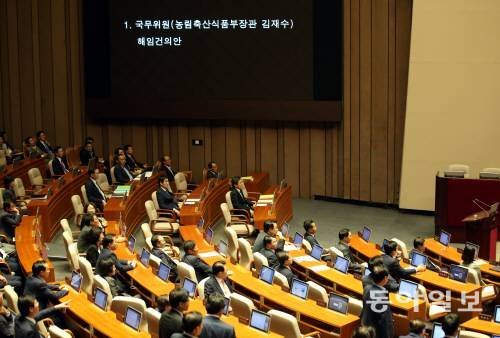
[0, 0, 412, 203]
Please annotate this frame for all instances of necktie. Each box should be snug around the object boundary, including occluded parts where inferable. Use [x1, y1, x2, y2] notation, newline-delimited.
[94, 180, 106, 199]
[124, 166, 133, 180]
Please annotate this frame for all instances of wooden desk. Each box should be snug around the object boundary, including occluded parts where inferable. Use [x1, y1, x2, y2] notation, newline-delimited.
[179, 225, 216, 253]
[460, 317, 500, 335]
[61, 283, 150, 337]
[244, 172, 270, 193]
[27, 170, 88, 241]
[0, 157, 45, 189]
[253, 185, 293, 230]
[15, 216, 55, 281]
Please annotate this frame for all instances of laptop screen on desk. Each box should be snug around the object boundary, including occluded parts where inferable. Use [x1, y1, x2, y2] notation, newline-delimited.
[438, 231, 451, 246]
[128, 235, 136, 252]
[364, 268, 371, 277]
[249, 309, 271, 333]
[328, 292, 349, 315]
[157, 262, 171, 281]
[124, 306, 142, 331]
[361, 226, 372, 242]
[140, 248, 150, 267]
[259, 266, 275, 285]
[281, 223, 289, 237]
[431, 322, 445, 338]
[218, 240, 228, 256]
[70, 271, 82, 292]
[449, 264, 468, 283]
[291, 279, 309, 300]
[94, 287, 108, 310]
[293, 232, 303, 247]
[411, 251, 428, 267]
[205, 227, 213, 244]
[334, 256, 349, 274]
[182, 278, 197, 298]
[494, 305, 500, 323]
[223, 297, 230, 315]
[398, 279, 418, 299]
[197, 218, 205, 230]
[310, 244, 323, 261]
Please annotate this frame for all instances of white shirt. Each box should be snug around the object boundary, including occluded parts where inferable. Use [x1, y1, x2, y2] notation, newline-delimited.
[91, 178, 106, 200]
[216, 277, 231, 297]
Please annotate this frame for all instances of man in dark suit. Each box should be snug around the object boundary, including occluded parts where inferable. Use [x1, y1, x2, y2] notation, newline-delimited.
[24, 260, 68, 310]
[441, 313, 460, 338]
[412, 237, 441, 272]
[0, 202, 21, 240]
[362, 255, 399, 292]
[85, 168, 107, 211]
[35, 130, 52, 156]
[259, 236, 279, 269]
[382, 240, 425, 281]
[200, 293, 235, 338]
[171, 311, 204, 338]
[51, 147, 69, 176]
[303, 219, 330, 256]
[159, 155, 177, 181]
[206, 162, 218, 180]
[113, 155, 134, 183]
[182, 241, 212, 282]
[361, 265, 393, 338]
[2, 176, 16, 205]
[151, 234, 178, 281]
[337, 228, 364, 273]
[15, 296, 69, 338]
[124, 144, 145, 170]
[398, 319, 426, 338]
[79, 142, 96, 166]
[204, 261, 233, 299]
[157, 176, 179, 213]
[277, 251, 298, 287]
[159, 288, 190, 338]
[229, 176, 253, 211]
[253, 220, 278, 253]
[95, 235, 136, 275]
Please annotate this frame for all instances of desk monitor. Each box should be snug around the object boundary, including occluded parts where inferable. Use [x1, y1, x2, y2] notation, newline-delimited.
[223, 297, 230, 315]
[139, 248, 150, 267]
[494, 305, 500, 323]
[334, 256, 349, 274]
[431, 323, 445, 338]
[398, 279, 418, 299]
[293, 232, 303, 247]
[128, 235, 136, 252]
[182, 277, 197, 298]
[249, 309, 271, 333]
[205, 227, 213, 244]
[449, 264, 468, 283]
[281, 223, 289, 238]
[94, 287, 108, 310]
[465, 242, 480, 260]
[328, 292, 349, 315]
[364, 268, 371, 277]
[290, 278, 309, 300]
[70, 271, 82, 292]
[259, 266, 275, 285]
[218, 240, 228, 256]
[438, 230, 451, 246]
[197, 217, 205, 230]
[276, 239, 285, 252]
[157, 262, 171, 282]
[444, 170, 465, 178]
[310, 244, 323, 261]
[410, 251, 428, 267]
[124, 306, 142, 331]
[361, 226, 372, 242]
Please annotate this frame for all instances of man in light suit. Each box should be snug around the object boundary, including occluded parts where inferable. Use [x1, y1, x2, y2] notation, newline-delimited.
[51, 147, 69, 176]
[181, 241, 211, 282]
[259, 236, 279, 269]
[157, 176, 179, 213]
[382, 240, 425, 281]
[85, 168, 107, 211]
[113, 155, 134, 183]
[398, 320, 426, 338]
[159, 288, 190, 338]
[171, 311, 203, 338]
[200, 294, 235, 338]
[204, 261, 233, 299]
[15, 296, 69, 338]
[95, 235, 136, 275]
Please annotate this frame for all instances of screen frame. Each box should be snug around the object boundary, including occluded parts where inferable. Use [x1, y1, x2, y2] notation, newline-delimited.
[259, 266, 275, 285]
[182, 277, 197, 298]
[333, 255, 349, 274]
[94, 287, 108, 310]
[249, 309, 271, 333]
[157, 262, 171, 281]
[449, 264, 468, 283]
[398, 279, 419, 300]
[124, 306, 142, 331]
[70, 271, 83, 292]
[361, 226, 371, 242]
[290, 278, 309, 300]
[327, 292, 349, 315]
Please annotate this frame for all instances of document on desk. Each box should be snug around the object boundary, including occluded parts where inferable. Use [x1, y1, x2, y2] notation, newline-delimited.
[293, 255, 317, 263]
[256, 203, 271, 206]
[309, 265, 330, 272]
[284, 244, 299, 252]
[259, 194, 274, 200]
[199, 251, 220, 258]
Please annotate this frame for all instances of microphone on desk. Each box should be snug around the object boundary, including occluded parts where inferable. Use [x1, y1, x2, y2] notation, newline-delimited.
[472, 198, 491, 212]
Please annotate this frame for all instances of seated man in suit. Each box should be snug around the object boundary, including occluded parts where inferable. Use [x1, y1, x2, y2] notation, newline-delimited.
[200, 293, 236, 338]
[362, 255, 399, 292]
[277, 251, 298, 287]
[182, 240, 212, 282]
[361, 265, 393, 338]
[15, 296, 69, 338]
[259, 236, 279, 269]
[412, 237, 440, 272]
[158, 155, 177, 181]
[113, 155, 134, 183]
[24, 260, 68, 310]
[172, 311, 204, 338]
[124, 144, 146, 170]
[85, 227, 103, 268]
[382, 240, 425, 281]
[229, 176, 254, 213]
[399, 320, 426, 338]
[0, 202, 21, 241]
[253, 220, 278, 253]
[151, 234, 178, 281]
[159, 288, 190, 338]
[98, 257, 131, 297]
[157, 176, 180, 214]
[79, 141, 96, 166]
[35, 130, 53, 156]
[51, 146, 69, 176]
[95, 234, 136, 275]
[337, 228, 364, 273]
[303, 219, 330, 256]
[2, 176, 16, 205]
[206, 162, 218, 180]
[85, 168, 107, 211]
[204, 261, 233, 299]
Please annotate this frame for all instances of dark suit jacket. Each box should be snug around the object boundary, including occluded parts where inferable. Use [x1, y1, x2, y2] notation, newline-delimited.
[304, 233, 320, 248]
[23, 276, 67, 309]
[399, 332, 422, 338]
[152, 248, 178, 280]
[278, 266, 297, 288]
[362, 273, 399, 293]
[85, 179, 106, 211]
[113, 165, 133, 184]
[96, 248, 134, 275]
[182, 254, 211, 282]
[14, 307, 58, 338]
[79, 148, 96, 166]
[361, 283, 393, 338]
[160, 165, 177, 181]
[159, 309, 183, 338]
[35, 140, 52, 154]
[156, 188, 179, 210]
[259, 248, 279, 269]
[105, 275, 125, 297]
[204, 276, 233, 299]
[2, 189, 16, 204]
[381, 254, 416, 281]
[229, 187, 252, 211]
[51, 157, 68, 175]
[0, 211, 21, 239]
[338, 242, 363, 272]
[86, 244, 100, 267]
[206, 169, 218, 179]
[0, 311, 14, 338]
[200, 315, 236, 338]
[125, 154, 143, 169]
[171, 334, 196, 338]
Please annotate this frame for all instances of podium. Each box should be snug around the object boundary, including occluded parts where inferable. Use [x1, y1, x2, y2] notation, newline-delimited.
[462, 207, 498, 260]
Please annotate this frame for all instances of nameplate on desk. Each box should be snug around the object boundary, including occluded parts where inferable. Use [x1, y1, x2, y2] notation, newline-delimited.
[439, 271, 449, 278]
[186, 198, 200, 202]
[402, 258, 410, 264]
[309, 265, 330, 272]
[183, 201, 196, 205]
[259, 194, 274, 200]
[281, 285, 290, 292]
[238, 317, 249, 325]
[198, 251, 220, 258]
[293, 255, 317, 263]
[353, 273, 362, 280]
[256, 203, 271, 207]
[479, 314, 492, 321]
[316, 300, 327, 307]
[30, 195, 48, 200]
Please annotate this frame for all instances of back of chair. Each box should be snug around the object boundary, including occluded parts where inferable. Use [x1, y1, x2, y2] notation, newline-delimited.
[81, 185, 89, 205]
[268, 309, 302, 338]
[177, 262, 198, 283]
[93, 275, 113, 310]
[110, 166, 117, 184]
[220, 203, 232, 224]
[78, 256, 94, 295]
[273, 271, 289, 288]
[141, 222, 153, 240]
[329, 246, 344, 259]
[174, 172, 187, 191]
[0, 150, 6, 167]
[96, 173, 111, 192]
[238, 238, 254, 270]
[347, 296, 363, 317]
[225, 191, 233, 209]
[145, 308, 161, 338]
[302, 239, 312, 253]
[224, 227, 239, 262]
[71, 194, 84, 218]
[145, 200, 158, 222]
[0, 188, 4, 205]
[3, 285, 19, 314]
[68, 243, 80, 271]
[306, 281, 328, 303]
[62, 229, 73, 247]
[110, 296, 148, 332]
[48, 160, 55, 176]
[49, 325, 73, 338]
[230, 293, 255, 320]
[37, 320, 50, 337]
[391, 237, 409, 259]
[60, 219, 71, 235]
[149, 254, 161, 271]
[465, 267, 481, 285]
[13, 178, 26, 197]
[197, 277, 210, 301]
[151, 191, 160, 210]
[28, 168, 44, 186]
[252, 252, 268, 273]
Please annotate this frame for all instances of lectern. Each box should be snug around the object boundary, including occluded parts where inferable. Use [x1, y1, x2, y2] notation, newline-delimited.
[461, 203, 498, 260]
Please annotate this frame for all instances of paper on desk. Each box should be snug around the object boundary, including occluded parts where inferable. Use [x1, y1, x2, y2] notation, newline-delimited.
[145, 171, 153, 178]
[255, 203, 270, 206]
[199, 251, 220, 258]
[293, 255, 316, 263]
[183, 201, 196, 205]
[186, 198, 201, 202]
[284, 244, 299, 252]
[309, 265, 330, 272]
[259, 194, 274, 199]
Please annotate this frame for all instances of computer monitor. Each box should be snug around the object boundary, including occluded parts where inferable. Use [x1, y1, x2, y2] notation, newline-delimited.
[205, 227, 213, 244]
[438, 230, 451, 246]
[334, 256, 350, 274]
[398, 279, 418, 299]
[494, 305, 500, 323]
[361, 226, 372, 242]
[223, 297, 231, 315]
[293, 232, 303, 247]
[449, 264, 468, 283]
[465, 241, 480, 260]
[310, 244, 323, 261]
[124, 306, 142, 331]
[70, 271, 82, 292]
[364, 268, 371, 277]
[128, 235, 136, 252]
[197, 217, 205, 230]
[218, 240, 228, 256]
[259, 266, 275, 285]
[281, 223, 289, 237]
[290, 279, 309, 300]
[139, 248, 150, 267]
[431, 322, 445, 338]
[182, 277, 197, 298]
[328, 292, 349, 315]
[94, 287, 108, 310]
[249, 309, 271, 333]
[410, 251, 428, 267]
[157, 262, 171, 282]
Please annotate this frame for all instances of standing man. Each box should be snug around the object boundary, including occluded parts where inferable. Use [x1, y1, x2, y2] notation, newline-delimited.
[159, 288, 190, 338]
[203, 261, 233, 299]
[200, 294, 236, 338]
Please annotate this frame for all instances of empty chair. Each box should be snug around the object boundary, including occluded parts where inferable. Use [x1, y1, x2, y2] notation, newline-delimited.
[48, 325, 74, 338]
[459, 331, 490, 338]
[3, 285, 19, 314]
[252, 252, 268, 273]
[145, 200, 179, 235]
[220, 203, 254, 237]
[177, 262, 198, 284]
[230, 293, 255, 320]
[417, 284, 447, 321]
[268, 309, 320, 338]
[224, 227, 239, 262]
[48, 160, 56, 177]
[96, 173, 112, 193]
[151, 191, 160, 211]
[81, 185, 89, 206]
[71, 194, 85, 226]
[197, 277, 210, 301]
[237, 238, 254, 270]
[93, 275, 113, 310]
[78, 256, 94, 295]
[346, 296, 363, 317]
[145, 308, 161, 338]
[110, 297, 148, 332]
[60, 218, 80, 241]
[12, 178, 31, 203]
[174, 172, 194, 193]
[67, 243, 80, 271]
[225, 191, 234, 210]
[306, 281, 327, 303]
[28, 167, 47, 187]
[273, 271, 289, 288]
[390, 238, 409, 259]
[141, 223, 153, 250]
[445, 164, 470, 178]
